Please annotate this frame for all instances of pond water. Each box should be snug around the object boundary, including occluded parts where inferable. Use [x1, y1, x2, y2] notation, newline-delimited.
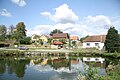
[0, 53, 119, 80]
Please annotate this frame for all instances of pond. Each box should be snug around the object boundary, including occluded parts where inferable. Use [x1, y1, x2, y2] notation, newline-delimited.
[0, 53, 119, 80]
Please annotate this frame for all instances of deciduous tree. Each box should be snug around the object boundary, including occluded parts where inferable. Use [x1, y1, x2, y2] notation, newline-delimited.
[47, 38, 52, 48]
[0, 25, 7, 41]
[16, 22, 26, 39]
[50, 29, 63, 36]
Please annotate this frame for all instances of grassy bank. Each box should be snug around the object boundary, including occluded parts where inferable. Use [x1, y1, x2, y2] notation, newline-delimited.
[70, 48, 120, 59]
[0, 48, 120, 58]
[0, 50, 26, 56]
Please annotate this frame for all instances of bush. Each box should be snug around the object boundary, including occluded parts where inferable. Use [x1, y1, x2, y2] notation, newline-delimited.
[0, 42, 4, 47]
[19, 37, 31, 45]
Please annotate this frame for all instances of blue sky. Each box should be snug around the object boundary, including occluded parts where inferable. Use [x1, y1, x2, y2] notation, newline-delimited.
[0, 0, 120, 37]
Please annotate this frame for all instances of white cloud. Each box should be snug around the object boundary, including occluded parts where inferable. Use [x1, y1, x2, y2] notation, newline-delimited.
[81, 15, 113, 35]
[27, 23, 92, 37]
[39, 4, 113, 37]
[0, 9, 12, 17]
[53, 23, 92, 37]
[84, 15, 112, 29]
[41, 4, 78, 24]
[40, 12, 51, 18]
[27, 14, 114, 37]
[11, 0, 26, 7]
[27, 25, 53, 36]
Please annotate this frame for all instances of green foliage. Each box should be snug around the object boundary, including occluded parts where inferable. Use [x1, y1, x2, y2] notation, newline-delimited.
[105, 27, 120, 53]
[12, 32, 21, 41]
[14, 42, 19, 45]
[47, 38, 52, 43]
[0, 36, 5, 41]
[59, 38, 66, 44]
[0, 42, 4, 47]
[19, 37, 31, 44]
[78, 66, 102, 80]
[72, 41, 76, 46]
[50, 29, 63, 36]
[16, 22, 26, 39]
[101, 62, 120, 80]
[47, 38, 52, 47]
[0, 25, 7, 41]
[6, 25, 15, 40]
[0, 25, 7, 36]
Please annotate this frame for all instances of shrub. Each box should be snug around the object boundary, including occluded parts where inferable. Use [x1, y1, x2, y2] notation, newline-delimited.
[19, 37, 31, 44]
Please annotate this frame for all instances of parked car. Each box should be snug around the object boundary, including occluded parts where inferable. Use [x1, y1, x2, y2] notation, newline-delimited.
[18, 46, 29, 50]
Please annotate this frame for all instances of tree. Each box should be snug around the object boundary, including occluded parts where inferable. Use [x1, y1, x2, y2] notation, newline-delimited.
[72, 41, 76, 46]
[8, 25, 15, 35]
[6, 25, 15, 40]
[50, 29, 63, 36]
[19, 37, 31, 44]
[72, 41, 77, 49]
[47, 38, 52, 48]
[16, 22, 26, 39]
[105, 27, 120, 53]
[0, 25, 7, 36]
[0, 25, 7, 41]
[12, 32, 21, 41]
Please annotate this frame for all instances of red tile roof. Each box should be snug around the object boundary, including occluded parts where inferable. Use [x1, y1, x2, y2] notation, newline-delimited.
[83, 35, 106, 42]
[52, 33, 69, 38]
[70, 36, 79, 40]
[40, 35, 53, 38]
[53, 41, 63, 45]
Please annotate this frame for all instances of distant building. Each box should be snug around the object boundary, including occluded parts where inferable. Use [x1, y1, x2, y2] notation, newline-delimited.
[70, 36, 79, 41]
[40, 35, 52, 44]
[82, 35, 106, 50]
[52, 33, 69, 42]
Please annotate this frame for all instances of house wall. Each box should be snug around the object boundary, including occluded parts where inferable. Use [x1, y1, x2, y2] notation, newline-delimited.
[53, 38, 69, 42]
[82, 42, 104, 50]
[40, 36, 48, 42]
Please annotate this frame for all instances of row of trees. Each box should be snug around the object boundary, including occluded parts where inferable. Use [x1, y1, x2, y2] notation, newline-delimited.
[0, 22, 31, 45]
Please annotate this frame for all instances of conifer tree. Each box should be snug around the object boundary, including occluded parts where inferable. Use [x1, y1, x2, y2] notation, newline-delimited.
[105, 27, 120, 53]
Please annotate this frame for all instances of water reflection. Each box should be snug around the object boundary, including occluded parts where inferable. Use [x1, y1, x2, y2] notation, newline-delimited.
[0, 55, 117, 80]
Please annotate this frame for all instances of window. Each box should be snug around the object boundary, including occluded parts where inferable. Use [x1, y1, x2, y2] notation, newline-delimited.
[95, 43, 99, 46]
[95, 58, 99, 61]
[86, 43, 90, 46]
[87, 58, 90, 60]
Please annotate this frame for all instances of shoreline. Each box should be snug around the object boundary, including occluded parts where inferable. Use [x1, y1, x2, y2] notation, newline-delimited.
[0, 49, 120, 59]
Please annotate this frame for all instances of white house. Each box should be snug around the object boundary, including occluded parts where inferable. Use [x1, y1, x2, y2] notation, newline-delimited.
[82, 35, 106, 50]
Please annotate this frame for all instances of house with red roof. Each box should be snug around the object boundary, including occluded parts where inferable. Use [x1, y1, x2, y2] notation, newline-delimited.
[52, 33, 69, 44]
[70, 36, 79, 41]
[82, 35, 106, 50]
